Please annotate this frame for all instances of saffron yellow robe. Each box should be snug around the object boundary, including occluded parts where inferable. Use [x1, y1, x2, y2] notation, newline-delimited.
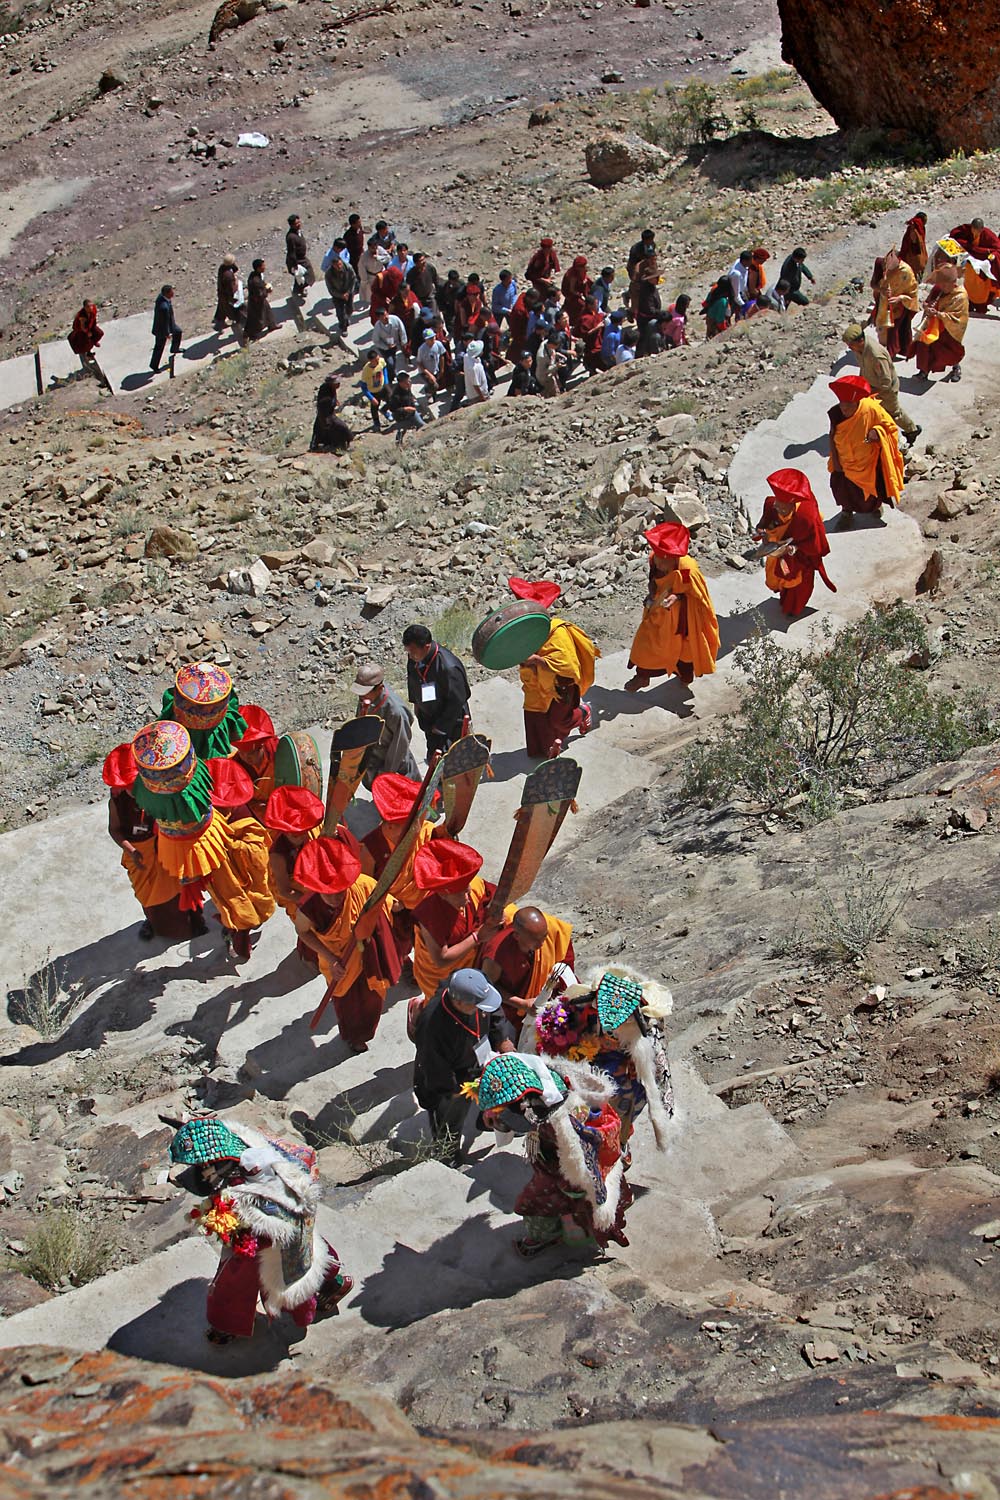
[829, 396, 904, 503]
[520, 618, 599, 713]
[156, 812, 276, 931]
[629, 556, 720, 678]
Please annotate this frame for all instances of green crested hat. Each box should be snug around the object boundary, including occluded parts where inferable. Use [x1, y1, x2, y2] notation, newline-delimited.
[130, 720, 215, 826]
[169, 1117, 248, 1165]
[596, 972, 643, 1031]
[477, 1054, 567, 1112]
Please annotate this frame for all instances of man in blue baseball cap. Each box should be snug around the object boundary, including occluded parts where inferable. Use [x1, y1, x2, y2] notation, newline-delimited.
[412, 967, 514, 1161]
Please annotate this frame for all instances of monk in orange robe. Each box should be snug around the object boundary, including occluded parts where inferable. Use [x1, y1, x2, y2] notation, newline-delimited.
[754, 468, 835, 618]
[361, 773, 437, 962]
[481, 904, 575, 1035]
[233, 705, 278, 824]
[103, 744, 188, 941]
[915, 264, 970, 382]
[411, 838, 499, 1004]
[871, 249, 919, 359]
[950, 218, 1000, 314]
[294, 833, 400, 1051]
[625, 521, 720, 692]
[561, 256, 592, 334]
[828, 375, 905, 528]
[513, 577, 598, 759]
[264, 786, 323, 964]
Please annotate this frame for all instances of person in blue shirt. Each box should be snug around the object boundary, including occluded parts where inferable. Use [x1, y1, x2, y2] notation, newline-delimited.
[491, 270, 518, 327]
[389, 241, 415, 277]
[593, 266, 615, 312]
[600, 309, 627, 366]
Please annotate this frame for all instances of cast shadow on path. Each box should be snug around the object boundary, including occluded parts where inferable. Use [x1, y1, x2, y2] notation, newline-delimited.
[588, 677, 694, 726]
[109, 1277, 304, 1374]
[783, 431, 829, 460]
[290, 1061, 416, 1143]
[716, 595, 802, 661]
[118, 370, 156, 391]
[164, 949, 312, 1066]
[242, 978, 412, 1102]
[2, 926, 221, 1066]
[354, 1214, 584, 1328]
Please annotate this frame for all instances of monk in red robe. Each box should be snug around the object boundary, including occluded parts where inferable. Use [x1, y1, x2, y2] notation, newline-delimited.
[265, 785, 323, 965]
[754, 468, 835, 617]
[369, 264, 404, 323]
[361, 773, 437, 964]
[899, 213, 928, 279]
[481, 904, 575, 1034]
[560, 256, 592, 334]
[411, 838, 499, 1005]
[513, 577, 597, 759]
[68, 300, 104, 366]
[232, 705, 278, 823]
[525, 237, 560, 295]
[579, 297, 606, 371]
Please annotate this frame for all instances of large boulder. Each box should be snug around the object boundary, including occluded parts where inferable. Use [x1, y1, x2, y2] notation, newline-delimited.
[585, 133, 671, 187]
[778, 0, 1000, 152]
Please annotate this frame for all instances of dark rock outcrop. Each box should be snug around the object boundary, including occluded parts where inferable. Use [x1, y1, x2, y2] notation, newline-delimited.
[778, 0, 1000, 153]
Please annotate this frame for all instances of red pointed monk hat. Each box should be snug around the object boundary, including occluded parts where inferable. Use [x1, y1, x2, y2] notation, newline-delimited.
[102, 743, 138, 790]
[294, 833, 362, 895]
[645, 521, 690, 558]
[413, 837, 484, 893]
[265, 785, 325, 834]
[371, 772, 423, 824]
[205, 757, 254, 809]
[829, 375, 871, 402]
[508, 576, 562, 609]
[766, 468, 817, 504]
[236, 705, 278, 752]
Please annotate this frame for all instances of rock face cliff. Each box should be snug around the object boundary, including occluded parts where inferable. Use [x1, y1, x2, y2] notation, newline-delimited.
[778, 0, 1000, 152]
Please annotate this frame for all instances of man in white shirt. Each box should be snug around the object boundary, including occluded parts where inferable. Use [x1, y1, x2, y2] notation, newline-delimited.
[728, 250, 753, 316]
[463, 339, 490, 403]
[371, 306, 409, 379]
[416, 329, 446, 395]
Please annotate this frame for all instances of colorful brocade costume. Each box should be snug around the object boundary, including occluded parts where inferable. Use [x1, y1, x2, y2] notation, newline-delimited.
[477, 1053, 631, 1256]
[534, 969, 674, 1148]
[169, 1117, 352, 1341]
[131, 719, 275, 959]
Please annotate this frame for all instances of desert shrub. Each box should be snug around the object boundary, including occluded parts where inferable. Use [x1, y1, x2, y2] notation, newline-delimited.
[812, 180, 848, 210]
[731, 69, 797, 99]
[851, 192, 898, 220]
[435, 600, 478, 653]
[682, 604, 995, 820]
[7, 956, 83, 1037]
[812, 861, 912, 959]
[15, 1208, 116, 1291]
[639, 81, 730, 151]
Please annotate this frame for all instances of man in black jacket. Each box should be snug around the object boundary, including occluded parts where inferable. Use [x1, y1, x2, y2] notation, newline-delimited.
[403, 623, 471, 756]
[150, 285, 182, 372]
[413, 968, 513, 1159]
[285, 213, 316, 301]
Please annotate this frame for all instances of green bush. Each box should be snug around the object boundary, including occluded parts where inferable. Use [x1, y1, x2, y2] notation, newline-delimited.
[639, 81, 730, 151]
[851, 192, 898, 220]
[682, 604, 995, 820]
[731, 69, 797, 99]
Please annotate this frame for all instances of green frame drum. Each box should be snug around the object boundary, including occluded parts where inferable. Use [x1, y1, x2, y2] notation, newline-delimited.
[472, 600, 551, 670]
[274, 730, 323, 799]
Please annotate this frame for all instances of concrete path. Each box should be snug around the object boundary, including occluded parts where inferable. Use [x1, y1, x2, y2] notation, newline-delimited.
[0, 316, 988, 1369]
[0, 284, 365, 409]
